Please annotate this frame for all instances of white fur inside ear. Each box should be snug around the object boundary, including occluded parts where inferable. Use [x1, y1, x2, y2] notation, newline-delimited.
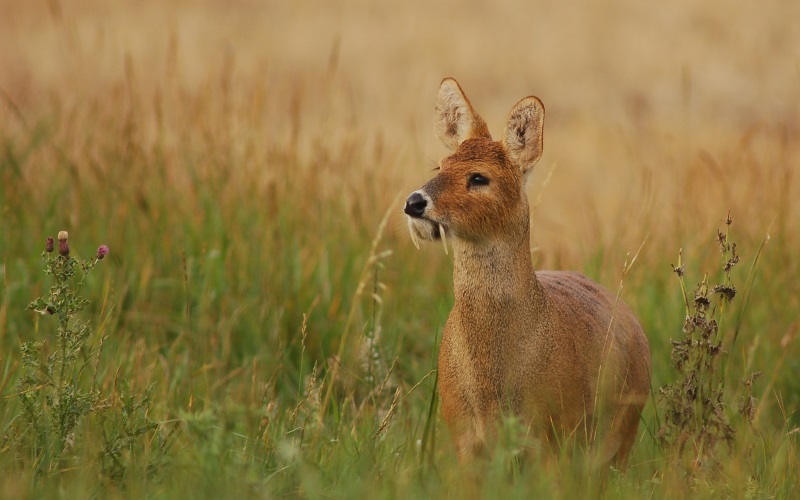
[435, 79, 472, 151]
[502, 97, 545, 175]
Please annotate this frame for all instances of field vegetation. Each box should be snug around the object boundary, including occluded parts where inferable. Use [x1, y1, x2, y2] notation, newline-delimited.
[1, 0, 798, 497]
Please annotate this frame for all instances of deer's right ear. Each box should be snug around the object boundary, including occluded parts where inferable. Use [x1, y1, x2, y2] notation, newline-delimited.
[435, 78, 490, 152]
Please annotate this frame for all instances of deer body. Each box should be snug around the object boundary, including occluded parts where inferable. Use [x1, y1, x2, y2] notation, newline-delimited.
[405, 79, 650, 465]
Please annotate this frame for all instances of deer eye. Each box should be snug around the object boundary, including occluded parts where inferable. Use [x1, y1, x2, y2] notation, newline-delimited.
[468, 173, 489, 188]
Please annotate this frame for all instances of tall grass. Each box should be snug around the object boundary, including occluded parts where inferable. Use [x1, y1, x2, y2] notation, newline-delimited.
[1, 0, 799, 497]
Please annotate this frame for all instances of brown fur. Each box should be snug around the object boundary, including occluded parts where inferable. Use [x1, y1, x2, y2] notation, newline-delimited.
[405, 78, 651, 466]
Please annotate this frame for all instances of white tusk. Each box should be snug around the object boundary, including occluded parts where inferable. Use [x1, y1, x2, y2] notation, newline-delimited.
[409, 225, 420, 250]
[439, 224, 448, 255]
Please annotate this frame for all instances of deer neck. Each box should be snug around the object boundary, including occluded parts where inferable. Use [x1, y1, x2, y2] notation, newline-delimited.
[451, 227, 545, 324]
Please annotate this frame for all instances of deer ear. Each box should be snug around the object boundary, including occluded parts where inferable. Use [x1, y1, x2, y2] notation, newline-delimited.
[435, 78, 491, 151]
[502, 96, 544, 177]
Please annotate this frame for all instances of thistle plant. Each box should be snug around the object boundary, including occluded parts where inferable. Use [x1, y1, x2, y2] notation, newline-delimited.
[17, 231, 111, 474]
[658, 214, 760, 472]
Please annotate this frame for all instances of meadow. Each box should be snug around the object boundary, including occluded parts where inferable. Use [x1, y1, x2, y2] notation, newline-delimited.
[1, 0, 798, 497]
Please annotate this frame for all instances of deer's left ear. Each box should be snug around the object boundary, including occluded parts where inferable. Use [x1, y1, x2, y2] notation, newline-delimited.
[502, 96, 544, 178]
[435, 78, 491, 152]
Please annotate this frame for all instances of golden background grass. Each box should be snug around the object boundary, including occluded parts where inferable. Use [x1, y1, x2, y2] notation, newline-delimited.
[3, 1, 797, 255]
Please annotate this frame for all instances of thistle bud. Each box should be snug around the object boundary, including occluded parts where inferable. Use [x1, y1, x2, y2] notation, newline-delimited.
[58, 231, 69, 257]
[97, 245, 109, 260]
[45, 237, 55, 253]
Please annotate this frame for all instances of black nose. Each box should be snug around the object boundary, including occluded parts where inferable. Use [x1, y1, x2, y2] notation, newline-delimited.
[404, 192, 427, 217]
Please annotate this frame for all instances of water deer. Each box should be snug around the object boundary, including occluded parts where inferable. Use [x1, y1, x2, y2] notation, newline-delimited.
[404, 78, 651, 466]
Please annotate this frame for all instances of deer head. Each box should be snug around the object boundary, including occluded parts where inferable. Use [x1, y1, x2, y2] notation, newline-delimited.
[405, 78, 545, 248]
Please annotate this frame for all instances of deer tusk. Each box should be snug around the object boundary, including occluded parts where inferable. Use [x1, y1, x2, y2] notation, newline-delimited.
[439, 223, 448, 255]
[409, 225, 420, 250]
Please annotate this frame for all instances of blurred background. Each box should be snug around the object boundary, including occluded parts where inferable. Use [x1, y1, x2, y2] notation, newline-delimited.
[3, 0, 798, 251]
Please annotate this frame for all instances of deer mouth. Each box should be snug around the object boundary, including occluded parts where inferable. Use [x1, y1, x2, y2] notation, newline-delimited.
[408, 216, 439, 241]
[408, 216, 449, 253]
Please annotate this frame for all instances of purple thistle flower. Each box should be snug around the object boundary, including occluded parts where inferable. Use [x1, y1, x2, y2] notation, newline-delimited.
[45, 237, 55, 253]
[58, 231, 69, 257]
[97, 245, 109, 260]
